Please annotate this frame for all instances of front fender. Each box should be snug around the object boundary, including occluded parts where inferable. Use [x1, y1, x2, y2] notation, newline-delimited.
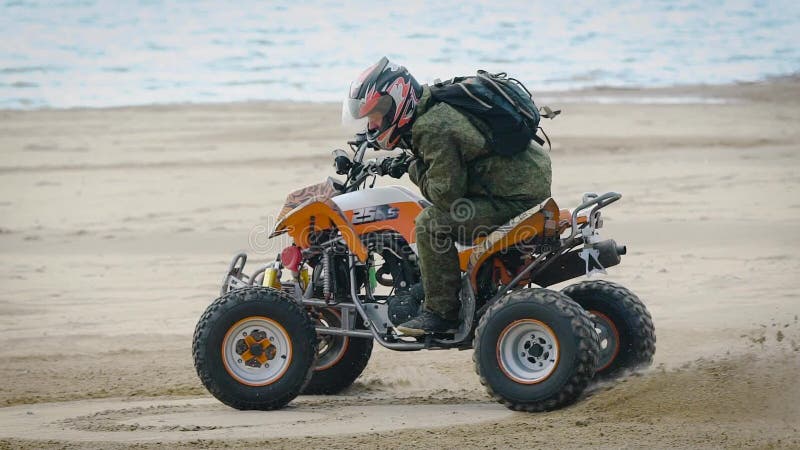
[271, 197, 368, 263]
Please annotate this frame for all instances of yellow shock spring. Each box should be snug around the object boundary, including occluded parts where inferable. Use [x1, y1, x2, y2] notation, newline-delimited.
[263, 268, 281, 289]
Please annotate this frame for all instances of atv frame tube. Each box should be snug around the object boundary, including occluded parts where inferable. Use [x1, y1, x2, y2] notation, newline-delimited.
[221, 192, 624, 352]
[344, 254, 425, 350]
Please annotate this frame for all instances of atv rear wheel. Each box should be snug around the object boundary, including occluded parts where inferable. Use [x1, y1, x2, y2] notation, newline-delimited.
[301, 308, 373, 395]
[473, 288, 599, 412]
[561, 280, 656, 379]
[192, 287, 317, 410]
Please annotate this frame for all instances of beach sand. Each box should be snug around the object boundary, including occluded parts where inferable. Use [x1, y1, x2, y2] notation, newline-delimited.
[0, 79, 799, 448]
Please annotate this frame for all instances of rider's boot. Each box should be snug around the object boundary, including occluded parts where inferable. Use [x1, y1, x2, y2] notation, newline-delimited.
[395, 310, 458, 336]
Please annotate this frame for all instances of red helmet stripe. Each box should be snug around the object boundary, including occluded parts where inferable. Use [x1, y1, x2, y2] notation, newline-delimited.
[386, 77, 411, 122]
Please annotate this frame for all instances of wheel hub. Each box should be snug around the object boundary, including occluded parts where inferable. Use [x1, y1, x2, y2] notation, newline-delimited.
[588, 310, 620, 371]
[312, 309, 349, 372]
[249, 343, 264, 357]
[498, 319, 559, 384]
[235, 333, 276, 368]
[221, 316, 292, 386]
[526, 340, 544, 358]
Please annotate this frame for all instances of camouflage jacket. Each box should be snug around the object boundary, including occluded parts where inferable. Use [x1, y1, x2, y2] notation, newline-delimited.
[407, 85, 552, 210]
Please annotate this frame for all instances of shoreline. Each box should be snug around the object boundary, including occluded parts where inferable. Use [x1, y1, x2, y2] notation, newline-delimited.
[3, 75, 799, 113]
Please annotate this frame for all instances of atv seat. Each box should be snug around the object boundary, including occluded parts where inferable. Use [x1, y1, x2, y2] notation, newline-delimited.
[457, 198, 561, 271]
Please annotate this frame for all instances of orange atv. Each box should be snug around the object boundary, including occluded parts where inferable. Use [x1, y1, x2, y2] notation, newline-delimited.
[193, 136, 656, 412]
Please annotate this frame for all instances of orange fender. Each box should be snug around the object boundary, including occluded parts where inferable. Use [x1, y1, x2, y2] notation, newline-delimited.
[271, 197, 368, 263]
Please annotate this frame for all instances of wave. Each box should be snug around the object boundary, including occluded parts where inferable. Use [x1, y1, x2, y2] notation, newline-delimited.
[0, 0, 798, 109]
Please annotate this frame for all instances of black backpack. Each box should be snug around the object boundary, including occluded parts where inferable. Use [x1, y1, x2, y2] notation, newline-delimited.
[429, 71, 558, 156]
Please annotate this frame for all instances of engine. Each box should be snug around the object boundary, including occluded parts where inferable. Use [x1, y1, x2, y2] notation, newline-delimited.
[387, 282, 424, 325]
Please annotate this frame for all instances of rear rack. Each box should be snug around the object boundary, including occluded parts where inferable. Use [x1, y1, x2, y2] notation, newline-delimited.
[567, 192, 621, 241]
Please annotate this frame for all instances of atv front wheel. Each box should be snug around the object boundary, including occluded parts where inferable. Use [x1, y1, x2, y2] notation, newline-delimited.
[301, 308, 373, 395]
[473, 288, 599, 412]
[192, 287, 317, 410]
[561, 280, 656, 379]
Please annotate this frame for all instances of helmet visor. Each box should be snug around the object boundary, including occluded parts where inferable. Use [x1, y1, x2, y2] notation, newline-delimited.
[341, 94, 393, 133]
[341, 99, 368, 133]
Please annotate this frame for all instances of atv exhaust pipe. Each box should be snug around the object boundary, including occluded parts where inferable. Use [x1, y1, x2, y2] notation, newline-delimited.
[533, 239, 626, 287]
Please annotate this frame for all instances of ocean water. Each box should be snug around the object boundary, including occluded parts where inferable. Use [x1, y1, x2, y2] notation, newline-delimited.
[1, 0, 798, 109]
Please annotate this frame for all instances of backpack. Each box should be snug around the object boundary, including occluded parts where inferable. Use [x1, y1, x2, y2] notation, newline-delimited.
[429, 70, 559, 156]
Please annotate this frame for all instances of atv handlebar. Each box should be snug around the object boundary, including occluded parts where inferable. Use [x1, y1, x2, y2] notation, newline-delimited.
[347, 133, 375, 164]
[333, 138, 414, 193]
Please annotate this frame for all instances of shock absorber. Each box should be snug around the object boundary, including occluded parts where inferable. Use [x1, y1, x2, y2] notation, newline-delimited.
[322, 251, 332, 302]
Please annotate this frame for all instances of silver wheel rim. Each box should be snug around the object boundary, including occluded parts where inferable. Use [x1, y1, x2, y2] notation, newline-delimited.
[222, 316, 292, 386]
[590, 311, 619, 370]
[498, 319, 559, 384]
[314, 309, 348, 371]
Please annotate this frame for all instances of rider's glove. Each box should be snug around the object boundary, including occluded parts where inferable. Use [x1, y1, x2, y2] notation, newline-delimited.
[378, 157, 393, 176]
[379, 155, 411, 179]
[381, 154, 411, 178]
[387, 155, 411, 179]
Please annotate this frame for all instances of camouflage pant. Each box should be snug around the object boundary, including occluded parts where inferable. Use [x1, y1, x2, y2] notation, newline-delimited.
[415, 196, 537, 320]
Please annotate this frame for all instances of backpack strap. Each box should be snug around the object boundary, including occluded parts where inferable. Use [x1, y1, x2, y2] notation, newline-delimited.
[476, 70, 538, 123]
[536, 128, 551, 150]
[535, 106, 560, 150]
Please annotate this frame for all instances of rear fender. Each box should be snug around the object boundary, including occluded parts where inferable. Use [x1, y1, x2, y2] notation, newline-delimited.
[467, 198, 560, 288]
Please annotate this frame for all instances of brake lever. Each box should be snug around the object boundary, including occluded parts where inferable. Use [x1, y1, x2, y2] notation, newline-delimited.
[347, 132, 368, 147]
[368, 157, 387, 176]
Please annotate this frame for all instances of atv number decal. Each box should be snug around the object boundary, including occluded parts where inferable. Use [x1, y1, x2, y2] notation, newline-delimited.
[351, 205, 400, 225]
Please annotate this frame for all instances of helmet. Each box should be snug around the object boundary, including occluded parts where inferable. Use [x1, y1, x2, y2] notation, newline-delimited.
[342, 57, 422, 149]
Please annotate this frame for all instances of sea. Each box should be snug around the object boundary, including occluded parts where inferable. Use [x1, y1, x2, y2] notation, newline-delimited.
[1, 0, 798, 109]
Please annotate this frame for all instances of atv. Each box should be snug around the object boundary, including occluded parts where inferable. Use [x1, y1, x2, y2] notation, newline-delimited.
[192, 135, 656, 412]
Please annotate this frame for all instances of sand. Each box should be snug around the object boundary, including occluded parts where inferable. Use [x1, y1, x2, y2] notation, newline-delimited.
[0, 78, 799, 449]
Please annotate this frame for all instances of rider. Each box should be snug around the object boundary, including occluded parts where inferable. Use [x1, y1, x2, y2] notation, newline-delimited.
[343, 57, 552, 335]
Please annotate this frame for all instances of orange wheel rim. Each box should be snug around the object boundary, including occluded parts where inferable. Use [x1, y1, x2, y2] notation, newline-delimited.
[221, 316, 293, 386]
